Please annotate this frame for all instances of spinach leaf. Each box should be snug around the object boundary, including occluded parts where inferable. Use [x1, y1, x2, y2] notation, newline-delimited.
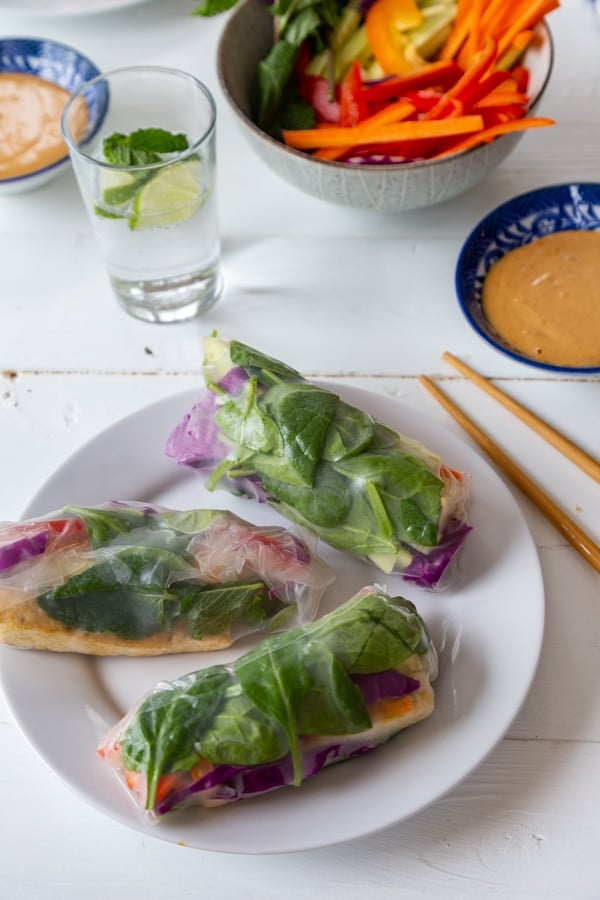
[37, 547, 188, 639]
[282, 6, 323, 46]
[215, 377, 283, 454]
[198, 682, 289, 765]
[255, 40, 299, 132]
[230, 339, 303, 381]
[120, 667, 231, 808]
[296, 641, 372, 735]
[235, 634, 311, 785]
[277, 92, 317, 131]
[322, 400, 375, 462]
[262, 463, 350, 528]
[308, 592, 429, 673]
[179, 580, 274, 638]
[262, 382, 338, 486]
[191, 0, 238, 14]
[334, 452, 443, 546]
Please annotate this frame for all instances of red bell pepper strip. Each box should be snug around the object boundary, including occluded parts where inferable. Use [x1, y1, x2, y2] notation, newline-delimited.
[424, 36, 497, 119]
[363, 60, 463, 106]
[457, 69, 514, 109]
[339, 61, 369, 127]
[511, 65, 530, 94]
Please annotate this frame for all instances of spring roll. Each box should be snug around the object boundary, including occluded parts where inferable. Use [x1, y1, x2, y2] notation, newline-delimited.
[165, 335, 472, 589]
[0, 501, 334, 654]
[98, 586, 437, 819]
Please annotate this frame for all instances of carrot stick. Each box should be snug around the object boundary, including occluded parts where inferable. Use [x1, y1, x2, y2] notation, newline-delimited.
[474, 91, 528, 108]
[432, 115, 554, 157]
[425, 37, 497, 119]
[438, 0, 474, 60]
[461, 0, 485, 61]
[480, 0, 521, 44]
[282, 114, 484, 150]
[497, 0, 560, 58]
[311, 99, 416, 160]
[361, 100, 416, 129]
[479, 0, 512, 35]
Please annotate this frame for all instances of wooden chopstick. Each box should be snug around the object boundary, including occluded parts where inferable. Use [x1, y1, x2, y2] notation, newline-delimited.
[419, 375, 600, 575]
[442, 352, 600, 484]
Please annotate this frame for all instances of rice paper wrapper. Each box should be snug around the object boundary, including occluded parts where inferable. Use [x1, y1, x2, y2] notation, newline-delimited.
[98, 585, 438, 820]
[0, 501, 335, 654]
[165, 335, 472, 590]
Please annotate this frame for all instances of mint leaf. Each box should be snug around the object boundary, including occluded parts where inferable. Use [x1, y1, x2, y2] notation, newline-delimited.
[102, 129, 189, 167]
[128, 128, 189, 154]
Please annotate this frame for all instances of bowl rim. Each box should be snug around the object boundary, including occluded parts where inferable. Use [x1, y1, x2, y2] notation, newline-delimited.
[0, 35, 102, 186]
[217, 2, 554, 172]
[455, 180, 600, 375]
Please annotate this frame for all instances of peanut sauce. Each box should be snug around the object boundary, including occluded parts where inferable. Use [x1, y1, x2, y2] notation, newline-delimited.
[482, 230, 600, 368]
[0, 72, 86, 179]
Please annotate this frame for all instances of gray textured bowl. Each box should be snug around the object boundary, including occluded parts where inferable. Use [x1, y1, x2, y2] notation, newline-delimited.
[217, 0, 554, 212]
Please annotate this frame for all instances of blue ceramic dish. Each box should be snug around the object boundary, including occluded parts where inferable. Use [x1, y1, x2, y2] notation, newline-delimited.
[455, 182, 600, 374]
[0, 37, 106, 194]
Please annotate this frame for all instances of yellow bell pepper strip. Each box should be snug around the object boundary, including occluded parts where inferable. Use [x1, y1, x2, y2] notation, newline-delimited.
[282, 114, 483, 150]
[365, 0, 424, 76]
[432, 115, 555, 158]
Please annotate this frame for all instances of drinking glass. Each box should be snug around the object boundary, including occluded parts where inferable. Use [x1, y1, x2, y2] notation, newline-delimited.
[62, 65, 222, 324]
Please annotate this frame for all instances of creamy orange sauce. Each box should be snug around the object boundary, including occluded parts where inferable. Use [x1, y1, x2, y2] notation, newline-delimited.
[0, 72, 87, 179]
[482, 230, 600, 368]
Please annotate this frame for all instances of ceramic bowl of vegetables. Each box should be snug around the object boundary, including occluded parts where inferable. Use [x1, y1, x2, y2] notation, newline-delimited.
[0, 37, 106, 195]
[216, 0, 555, 212]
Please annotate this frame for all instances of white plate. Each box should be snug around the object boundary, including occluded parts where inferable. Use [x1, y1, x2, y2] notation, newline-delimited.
[0, 384, 544, 854]
[0, 0, 149, 15]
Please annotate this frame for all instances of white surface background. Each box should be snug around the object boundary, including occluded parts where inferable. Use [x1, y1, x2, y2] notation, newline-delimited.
[0, 0, 599, 896]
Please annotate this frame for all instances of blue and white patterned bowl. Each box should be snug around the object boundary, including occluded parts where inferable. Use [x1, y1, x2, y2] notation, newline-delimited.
[455, 182, 600, 374]
[0, 37, 105, 194]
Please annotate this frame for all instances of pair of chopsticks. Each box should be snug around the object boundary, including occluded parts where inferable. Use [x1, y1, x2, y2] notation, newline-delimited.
[419, 353, 600, 575]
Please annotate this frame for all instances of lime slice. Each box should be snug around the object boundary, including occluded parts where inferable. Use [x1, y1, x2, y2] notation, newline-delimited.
[129, 157, 203, 231]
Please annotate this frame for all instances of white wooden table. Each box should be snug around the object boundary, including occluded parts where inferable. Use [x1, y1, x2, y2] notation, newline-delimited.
[1, 1, 599, 896]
